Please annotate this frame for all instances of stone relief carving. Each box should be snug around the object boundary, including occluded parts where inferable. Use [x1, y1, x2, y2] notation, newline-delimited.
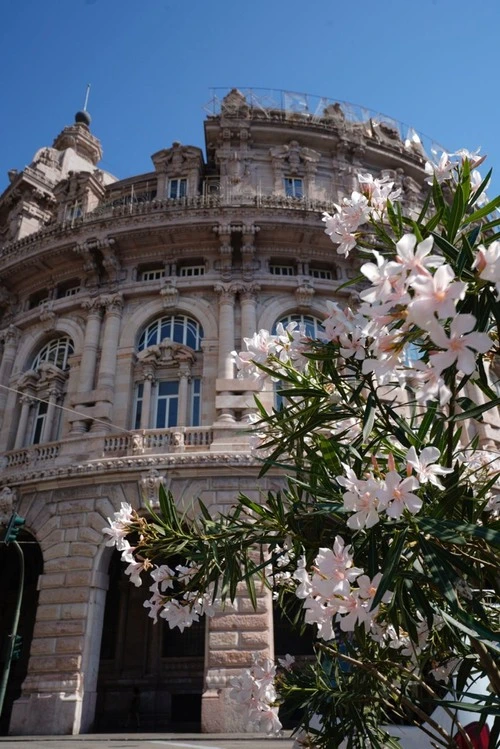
[220, 88, 250, 118]
[139, 468, 167, 508]
[0, 486, 17, 524]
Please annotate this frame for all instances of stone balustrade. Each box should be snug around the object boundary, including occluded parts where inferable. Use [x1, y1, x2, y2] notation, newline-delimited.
[4, 442, 60, 469]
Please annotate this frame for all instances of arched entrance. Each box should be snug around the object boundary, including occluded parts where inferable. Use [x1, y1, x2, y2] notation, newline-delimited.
[95, 550, 206, 732]
[0, 530, 43, 735]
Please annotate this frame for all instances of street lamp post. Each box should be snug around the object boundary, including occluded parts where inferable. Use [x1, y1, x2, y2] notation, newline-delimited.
[0, 512, 25, 722]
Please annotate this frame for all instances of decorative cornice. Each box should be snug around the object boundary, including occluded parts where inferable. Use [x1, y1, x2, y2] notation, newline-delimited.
[0, 451, 261, 488]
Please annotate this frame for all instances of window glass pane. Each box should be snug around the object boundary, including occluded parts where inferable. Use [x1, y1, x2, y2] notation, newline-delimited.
[146, 325, 158, 348]
[156, 399, 167, 428]
[167, 399, 178, 427]
[160, 319, 171, 342]
[173, 318, 185, 344]
[158, 381, 178, 396]
[191, 378, 201, 426]
[32, 401, 48, 445]
[134, 383, 144, 430]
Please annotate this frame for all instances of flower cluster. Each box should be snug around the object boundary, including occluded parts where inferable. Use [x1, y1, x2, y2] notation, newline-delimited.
[144, 562, 220, 631]
[292, 537, 392, 640]
[322, 172, 401, 257]
[337, 446, 452, 529]
[229, 655, 283, 734]
[102, 503, 219, 632]
[233, 319, 311, 384]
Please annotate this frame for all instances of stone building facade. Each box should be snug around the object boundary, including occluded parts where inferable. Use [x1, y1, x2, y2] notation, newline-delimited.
[0, 89, 436, 735]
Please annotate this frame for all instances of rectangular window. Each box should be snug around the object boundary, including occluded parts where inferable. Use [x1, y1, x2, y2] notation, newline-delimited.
[310, 268, 333, 280]
[66, 200, 83, 220]
[190, 378, 201, 427]
[269, 265, 295, 276]
[168, 178, 187, 199]
[64, 286, 81, 296]
[156, 381, 179, 428]
[179, 266, 205, 277]
[140, 269, 166, 281]
[32, 401, 48, 445]
[284, 177, 303, 198]
[133, 383, 144, 430]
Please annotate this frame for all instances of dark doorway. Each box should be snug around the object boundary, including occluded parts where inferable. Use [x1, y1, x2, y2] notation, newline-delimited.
[0, 531, 43, 734]
[95, 550, 206, 732]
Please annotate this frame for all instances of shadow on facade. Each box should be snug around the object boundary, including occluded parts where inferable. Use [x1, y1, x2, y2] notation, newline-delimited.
[0, 531, 43, 735]
[95, 550, 205, 732]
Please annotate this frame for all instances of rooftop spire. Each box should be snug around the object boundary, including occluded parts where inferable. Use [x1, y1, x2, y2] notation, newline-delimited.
[75, 83, 92, 127]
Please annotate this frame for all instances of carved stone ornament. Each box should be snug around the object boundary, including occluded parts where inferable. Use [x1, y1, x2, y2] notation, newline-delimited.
[137, 340, 196, 367]
[39, 302, 56, 328]
[0, 486, 17, 525]
[295, 281, 315, 308]
[160, 281, 179, 308]
[220, 89, 250, 118]
[140, 468, 166, 508]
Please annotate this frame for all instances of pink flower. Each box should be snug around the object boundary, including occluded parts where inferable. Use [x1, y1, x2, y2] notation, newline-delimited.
[473, 241, 500, 295]
[408, 264, 467, 327]
[378, 471, 421, 519]
[428, 314, 491, 375]
[395, 234, 443, 280]
[406, 446, 452, 489]
[424, 151, 456, 184]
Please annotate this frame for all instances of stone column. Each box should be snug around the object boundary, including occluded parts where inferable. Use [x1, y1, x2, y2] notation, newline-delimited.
[0, 326, 20, 420]
[78, 299, 103, 393]
[215, 284, 237, 424]
[216, 285, 236, 380]
[40, 386, 59, 443]
[14, 395, 34, 449]
[240, 285, 259, 343]
[139, 371, 155, 430]
[177, 363, 191, 427]
[95, 294, 123, 391]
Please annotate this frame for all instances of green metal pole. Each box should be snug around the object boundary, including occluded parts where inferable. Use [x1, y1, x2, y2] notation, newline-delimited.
[0, 541, 24, 721]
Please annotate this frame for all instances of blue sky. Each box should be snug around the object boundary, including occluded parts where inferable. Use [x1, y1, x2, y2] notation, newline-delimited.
[1, 0, 499, 194]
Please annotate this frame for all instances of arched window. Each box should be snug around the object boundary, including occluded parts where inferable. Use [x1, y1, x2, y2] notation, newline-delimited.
[134, 315, 203, 431]
[13, 336, 75, 448]
[273, 313, 324, 339]
[138, 315, 203, 352]
[31, 336, 74, 372]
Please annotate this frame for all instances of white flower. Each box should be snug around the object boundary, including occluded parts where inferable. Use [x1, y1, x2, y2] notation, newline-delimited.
[378, 471, 421, 519]
[278, 654, 295, 670]
[150, 564, 176, 592]
[428, 314, 491, 375]
[473, 241, 500, 295]
[424, 151, 456, 184]
[102, 502, 134, 549]
[408, 264, 467, 327]
[406, 446, 453, 489]
[124, 559, 147, 587]
[395, 234, 443, 280]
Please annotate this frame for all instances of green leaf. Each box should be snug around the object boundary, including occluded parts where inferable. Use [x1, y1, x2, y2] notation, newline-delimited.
[450, 395, 500, 422]
[440, 610, 500, 649]
[371, 528, 408, 609]
[447, 180, 465, 242]
[467, 167, 492, 210]
[362, 392, 376, 443]
[418, 517, 500, 547]
[419, 537, 459, 610]
[463, 194, 500, 225]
